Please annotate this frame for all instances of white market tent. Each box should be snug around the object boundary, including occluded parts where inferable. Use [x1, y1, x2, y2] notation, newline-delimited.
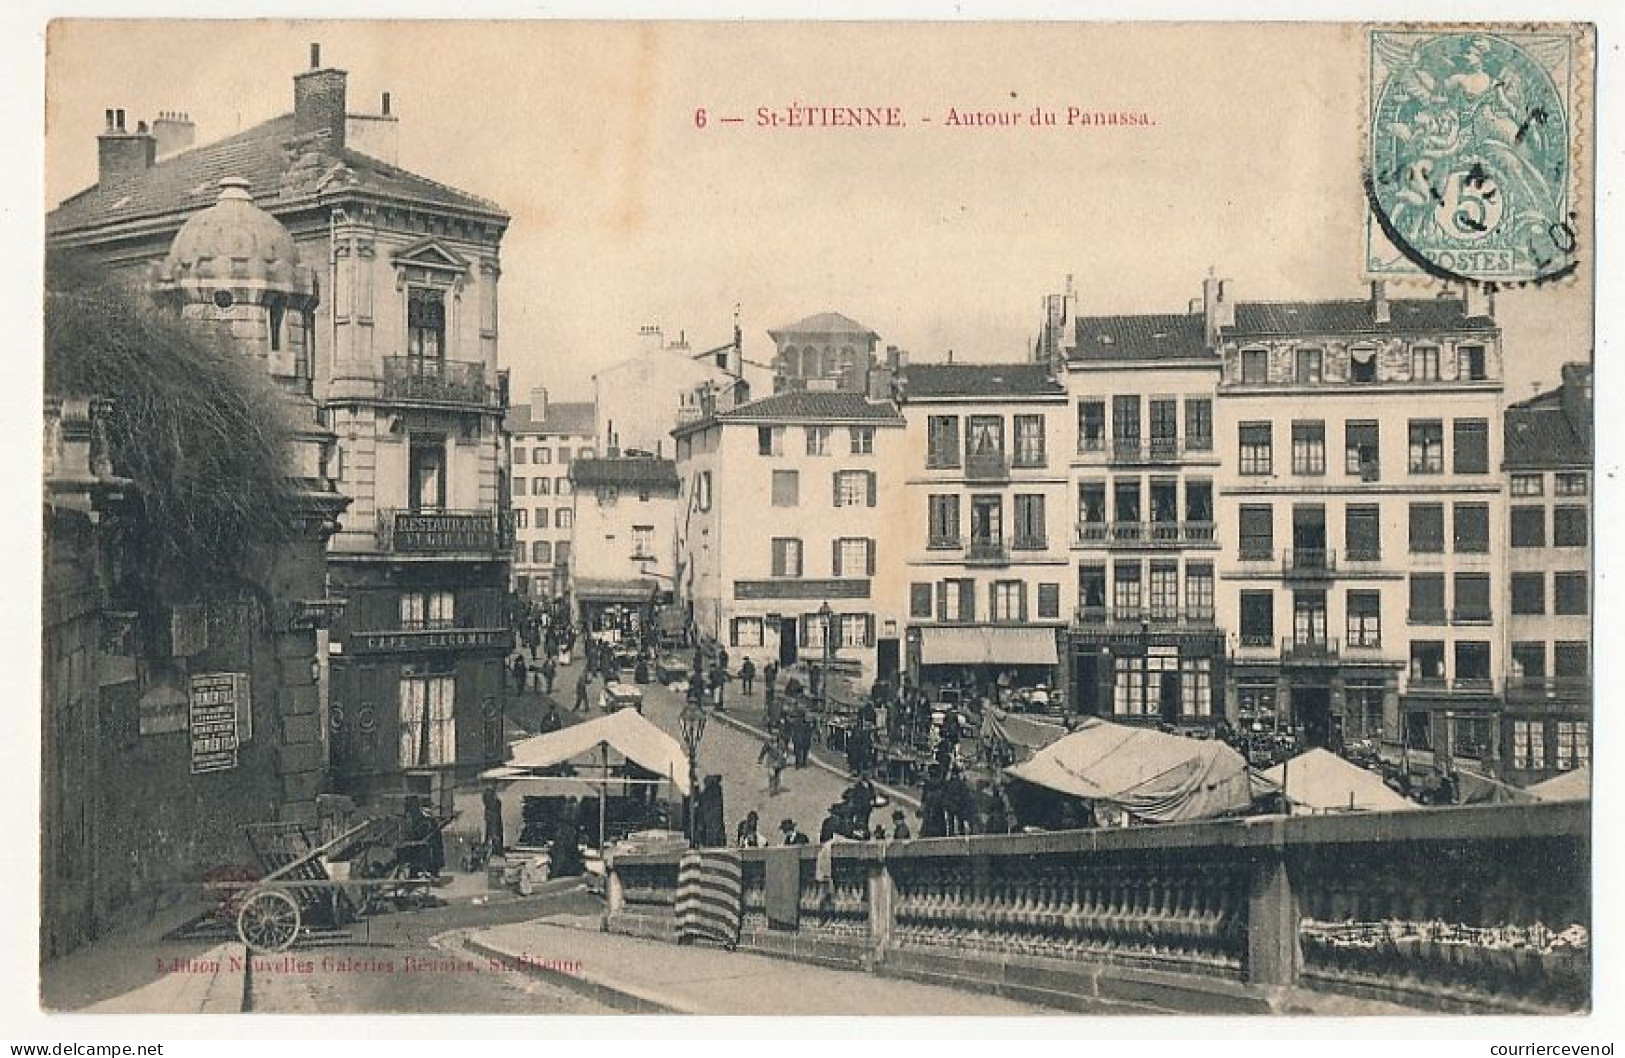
[1528, 765, 1591, 802]
[1006, 717, 1253, 823]
[1260, 748, 1418, 814]
[480, 708, 690, 849]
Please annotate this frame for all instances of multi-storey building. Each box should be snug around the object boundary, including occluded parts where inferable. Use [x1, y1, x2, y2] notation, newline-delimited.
[898, 362, 1070, 698]
[768, 311, 882, 393]
[595, 324, 772, 457]
[49, 46, 515, 803]
[507, 390, 596, 601]
[1212, 278, 1505, 761]
[1502, 363, 1592, 784]
[1059, 311, 1227, 726]
[568, 456, 682, 634]
[674, 387, 907, 683]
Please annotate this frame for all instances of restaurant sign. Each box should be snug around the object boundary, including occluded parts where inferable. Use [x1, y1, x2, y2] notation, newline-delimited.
[391, 512, 496, 552]
[348, 627, 509, 655]
[190, 672, 249, 774]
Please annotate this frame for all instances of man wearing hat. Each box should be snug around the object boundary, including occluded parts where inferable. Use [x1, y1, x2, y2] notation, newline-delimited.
[818, 803, 845, 843]
[890, 808, 912, 840]
[779, 818, 809, 845]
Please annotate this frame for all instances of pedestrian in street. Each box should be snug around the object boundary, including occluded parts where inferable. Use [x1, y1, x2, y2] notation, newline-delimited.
[779, 818, 809, 846]
[758, 730, 788, 795]
[710, 665, 729, 712]
[789, 709, 813, 769]
[736, 810, 765, 848]
[540, 705, 563, 733]
[890, 809, 911, 840]
[541, 655, 557, 694]
[740, 657, 756, 696]
[573, 668, 592, 713]
[510, 653, 528, 695]
[818, 803, 844, 844]
[764, 664, 780, 730]
[482, 785, 505, 855]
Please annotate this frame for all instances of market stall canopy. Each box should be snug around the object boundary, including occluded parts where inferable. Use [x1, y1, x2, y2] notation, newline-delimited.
[1260, 748, 1417, 814]
[919, 626, 1057, 667]
[1528, 765, 1590, 802]
[573, 577, 660, 603]
[490, 708, 690, 795]
[983, 708, 1069, 763]
[1006, 718, 1251, 823]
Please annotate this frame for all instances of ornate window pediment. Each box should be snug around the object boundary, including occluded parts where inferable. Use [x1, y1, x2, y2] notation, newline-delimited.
[391, 238, 472, 277]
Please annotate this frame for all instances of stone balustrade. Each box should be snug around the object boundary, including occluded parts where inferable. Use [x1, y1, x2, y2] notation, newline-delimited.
[604, 801, 1588, 1014]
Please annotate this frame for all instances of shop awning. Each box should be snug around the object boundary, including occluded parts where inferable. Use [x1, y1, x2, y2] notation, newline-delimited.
[919, 625, 1058, 667]
[573, 577, 660, 603]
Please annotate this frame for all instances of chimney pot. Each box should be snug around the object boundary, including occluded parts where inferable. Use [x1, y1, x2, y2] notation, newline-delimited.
[104, 108, 114, 129]
[115, 109, 125, 131]
[381, 91, 391, 116]
[310, 43, 321, 69]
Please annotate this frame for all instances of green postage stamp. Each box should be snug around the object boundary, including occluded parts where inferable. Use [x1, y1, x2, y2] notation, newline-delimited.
[1365, 26, 1587, 285]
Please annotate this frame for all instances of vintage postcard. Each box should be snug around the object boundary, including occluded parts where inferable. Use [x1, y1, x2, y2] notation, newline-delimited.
[30, 15, 1602, 1027]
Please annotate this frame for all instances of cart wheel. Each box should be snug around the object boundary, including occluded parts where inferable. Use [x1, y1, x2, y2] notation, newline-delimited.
[237, 888, 302, 953]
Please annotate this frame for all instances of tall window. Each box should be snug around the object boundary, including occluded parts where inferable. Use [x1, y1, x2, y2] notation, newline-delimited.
[1511, 721, 1545, 772]
[1239, 504, 1273, 560]
[1291, 420, 1326, 475]
[927, 416, 960, 468]
[1292, 589, 1328, 643]
[1408, 574, 1445, 624]
[928, 495, 961, 548]
[532, 540, 552, 564]
[1347, 590, 1381, 648]
[1453, 573, 1491, 623]
[514, 509, 528, 530]
[1294, 347, 1323, 384]
[771, 469, 800, 507]
[1113, 478, 1142, 526]
[1013, 414, 1046, 467]
[408, 437, 446, 512]
[1553, 506, 1588, 546]
[1458, 344, 1488, 381]
[939, 579, 975, 622]
[1344, 421, 1379, 479]
[400, 591, 455, 631]
[1239, 591, 1274, 645]
[1510, 573, 1545, 615]
[1411, 344, 1440, 381]
[849, 426, 875, 455]
[771, 537, 803, 577]
[1077, 401, 1105, 452]
[1453, 503, 1489, 553]
[535, 477, 552, 496]
[1239, 423, 1272, 475]
[758, 426, 784, 456]
[1453, 419, 1489, 474]
[838, 614, 873, 649]
[1511, 506, 1546, 547]
[1554, 572, 1589, 615]
[406, 287, 446, 360]
[1013, 494, 1047, 549]
[1078, 565, 1106, 614]
[910, 584, 934, 619]
[970, 496, 1003, 547]
[1149, 563, 1179, 620]
[513, 477, 527, 497]
[1112, 396, 1141, 444]
[966, 416, 1005, 463]
[1185, 564, 1215, 621]
[556, 508, 573, 529]
[1149, 399, 1178, 455]
[1185, 398, 1213, 450]
[514, 448, 528, 465]
[632, 525, 655, 560]
[991, 581, 1026, 622]
[1408, 420, 1444, 473]
[1112, 561, 1142, 615]
[1037, 583, 1061, 620]
[1349, 344, 1377, 383]
[555, 540, 571, 565]
[833, 538, 872, 577]
[399, 666, 455, 768]
[805, 426, 832, 456]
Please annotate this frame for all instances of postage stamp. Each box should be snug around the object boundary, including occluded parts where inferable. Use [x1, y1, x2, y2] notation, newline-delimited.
[1364, 27, 1584, 286]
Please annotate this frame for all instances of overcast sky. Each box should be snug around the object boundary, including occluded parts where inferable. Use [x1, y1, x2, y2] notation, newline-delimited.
[45, 20, 1592, 402]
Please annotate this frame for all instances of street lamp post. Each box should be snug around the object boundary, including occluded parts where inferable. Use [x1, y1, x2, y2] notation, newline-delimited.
[818, 600, 835, 719]
[678, 697, 708, 846]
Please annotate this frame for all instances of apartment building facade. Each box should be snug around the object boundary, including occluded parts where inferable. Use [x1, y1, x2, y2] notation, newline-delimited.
[1212, 280, 1505, 760]
[1061, 316, 1227, 726]
[674, 389, 907, 683]
[568, 456, 681, 633]
[507, 392, 596, 601]
[1502, 363, 1592, 783]
[898, 363, 1070, 696]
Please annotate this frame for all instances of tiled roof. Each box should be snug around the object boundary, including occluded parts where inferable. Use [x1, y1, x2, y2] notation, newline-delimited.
[1228, 299, 1495, 337]
[48, 116, 507, 237]
[713, 389, 903, 424]
[1070, 313, 1214, 361]
[767, 311, 877, 338]
[507, 400, 596, 437]
[1505, 373, 1591, 469]
[901, 362, 1065, 397]
[568, 457, 680, 490]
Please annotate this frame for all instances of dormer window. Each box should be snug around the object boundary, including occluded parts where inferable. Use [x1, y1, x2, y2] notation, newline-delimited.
[1458, 344, 1488, 381]
[1411, 344, 1440, 382]
[1294, 347, 1323, 385]
[407, 287, 445, 360]
[1349, 344, 1377, 384]
[1240, 348, 1268, 385]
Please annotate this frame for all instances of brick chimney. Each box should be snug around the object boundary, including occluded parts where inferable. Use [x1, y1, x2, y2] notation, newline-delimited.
[293, 43, 347, 149]
[97, 109, 156, 187]
[152, 111, 195, 157]
[529, 387, 549, 423]
[1202, 275, 1235, 346]
[1370, 280, 1390, 325]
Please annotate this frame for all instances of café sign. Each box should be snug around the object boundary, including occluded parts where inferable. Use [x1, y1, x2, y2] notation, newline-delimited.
[349, 627, 508, 655]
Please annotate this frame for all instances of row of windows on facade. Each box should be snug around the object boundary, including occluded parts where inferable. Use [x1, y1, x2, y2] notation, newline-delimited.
[516, 540, 572, 566]
[513, 444, 594, 465]
[758, 425, 877, 457]
[767, 537, 878, 578]
[1507, 639, 1591, 683]
[1070, 482, 1215, 538]
[910, 579, 1067, 624]
[1511, 471, 1589, 497]
[1229, 342, 1491, 387]
[514, 508, 573, 530]
[765, 469, 880, 508]
[1509, 720, 1590, 773]
[925, 414, 1059, 468]
[729, 612, 877, 650]
[1234, 501, 1588, 560]
[513, 476, 572, 496]
[1237, 419, 1489, 477]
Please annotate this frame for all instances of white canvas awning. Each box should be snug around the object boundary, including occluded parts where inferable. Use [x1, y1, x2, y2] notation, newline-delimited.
[919, 625, 1058, 667]
[482, 707, 690, 795]
[1260, 748, 1418, 814]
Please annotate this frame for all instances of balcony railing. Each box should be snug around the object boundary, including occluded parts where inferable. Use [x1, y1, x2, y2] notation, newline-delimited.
[1451, 676, 1496, 694]
[1452, 608, 1494, 625]
[1075, 521, 1218, 547]
[1282, 549, 1337, 575]
[380, 357, 497, 407]
[1505, 676, 1591, 697]
[1408, 608, 1447, 625]
[1282, 637, 1340, 663]
[1073, 606, 1216, 628]
[1074, 521, 1108, 545]
[1076, 435, 1107, 456]
[1239, 633, 1274, 648]
[966, 540, 1009, 564]
[1010, 535, 1049, 552]
[376, 508, 512, 555]
[964, 452, 1010, 481]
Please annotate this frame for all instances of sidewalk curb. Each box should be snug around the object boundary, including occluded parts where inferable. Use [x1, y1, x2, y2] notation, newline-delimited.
[456, 927, 703, 1015]
[706, 707, 922, 811]
[210, 943, 251, 1013]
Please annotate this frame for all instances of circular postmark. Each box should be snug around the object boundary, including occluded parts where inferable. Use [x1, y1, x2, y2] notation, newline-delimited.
[1368, 31, 1578, 286]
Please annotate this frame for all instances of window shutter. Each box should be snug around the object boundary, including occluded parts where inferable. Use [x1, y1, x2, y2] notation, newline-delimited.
[866, 538, 876, 576]
[962, 581, 976, 622]
[1019, 587, 1029, 624]
[832, 539, 842, 577]
[937, 584, 948, 623]
[864, 614, 875, 647]
[866, 471, 878, 507]
[729, 619, 739, 647]
[833, 472, 842, 507]
[800, 616, 810, 649]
